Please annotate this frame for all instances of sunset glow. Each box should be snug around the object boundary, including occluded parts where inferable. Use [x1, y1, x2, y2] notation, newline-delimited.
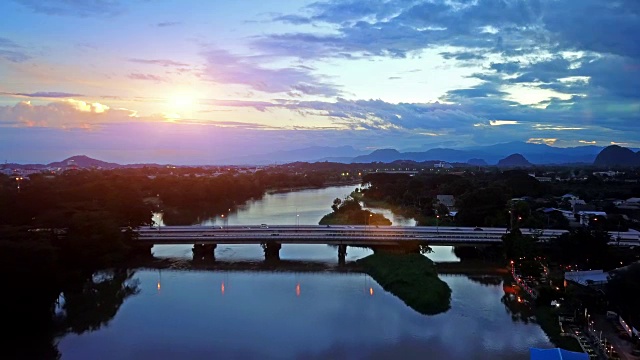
[0, 0, 638, 163]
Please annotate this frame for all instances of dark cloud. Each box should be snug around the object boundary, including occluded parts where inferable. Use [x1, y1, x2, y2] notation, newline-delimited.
[201, 48, 340, 97]
[128, 58, 190, 67]
[262, 0, 545, 59]
[543, 0, 640, 59]
[0, 37, 30, 62]
[11, 0, 125, 17]
[440, 51, 487, 61]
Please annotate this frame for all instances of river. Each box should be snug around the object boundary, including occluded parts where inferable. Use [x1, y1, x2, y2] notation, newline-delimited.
[56, 184, 554, 359]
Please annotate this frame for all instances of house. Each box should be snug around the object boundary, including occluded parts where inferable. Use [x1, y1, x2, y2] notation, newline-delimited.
[576, 211, 607, 226]
[436, 195, 456, 211]
[564, 269, 609, 287]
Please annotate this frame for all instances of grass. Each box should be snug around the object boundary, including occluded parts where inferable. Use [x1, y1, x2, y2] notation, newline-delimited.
[357, 253, 452, 315]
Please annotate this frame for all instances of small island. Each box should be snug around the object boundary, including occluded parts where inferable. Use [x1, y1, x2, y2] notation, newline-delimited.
[358, 253, 452, 315]
[319, 196, 392, 225]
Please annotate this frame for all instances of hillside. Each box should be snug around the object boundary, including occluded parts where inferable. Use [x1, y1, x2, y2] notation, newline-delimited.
[593, 145, 640, 167]
[496, 154, 533, 168]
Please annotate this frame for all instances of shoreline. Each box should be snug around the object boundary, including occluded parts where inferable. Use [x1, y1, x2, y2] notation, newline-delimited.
[266, 180, 361, 195]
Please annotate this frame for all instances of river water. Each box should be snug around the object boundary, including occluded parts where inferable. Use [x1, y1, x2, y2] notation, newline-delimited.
[56, 185, 554, 359]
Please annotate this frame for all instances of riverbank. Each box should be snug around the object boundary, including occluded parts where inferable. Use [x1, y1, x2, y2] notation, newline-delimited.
[357, 253, 451, 315]
[266, 180, 361, 195]
[534, 306, 584, 352]
[351, 191, 424, 224]
[435, 261, 508, 275]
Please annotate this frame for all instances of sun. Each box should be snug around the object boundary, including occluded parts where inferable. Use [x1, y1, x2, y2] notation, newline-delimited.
[169, 94, 194, 108]
[168, 93, 197, 111]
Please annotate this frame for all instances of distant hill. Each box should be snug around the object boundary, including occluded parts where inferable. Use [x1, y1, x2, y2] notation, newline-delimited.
[351, 142, 602, 165]
[47, 155, 120, 169]
[467, 158, 488, 166]
[497, 154, 533, 168]
[593, 145, 640, 167]
[352, 148, 472, 163]
[220, 146, 367, 165]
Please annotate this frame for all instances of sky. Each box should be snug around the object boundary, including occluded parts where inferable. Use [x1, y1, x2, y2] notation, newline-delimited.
[1, 0, 639, 164]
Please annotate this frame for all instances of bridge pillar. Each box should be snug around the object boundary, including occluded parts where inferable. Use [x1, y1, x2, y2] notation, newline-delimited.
[261, 242, 281, 262]
[192, 244, 217, 261]
[338, 244, 347, 265]
[131, 244, 153, 258]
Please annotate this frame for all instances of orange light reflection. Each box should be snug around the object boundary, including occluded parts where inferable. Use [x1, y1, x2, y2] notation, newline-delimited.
[369, 287, 374, 296]
[296, 283, 301, 297]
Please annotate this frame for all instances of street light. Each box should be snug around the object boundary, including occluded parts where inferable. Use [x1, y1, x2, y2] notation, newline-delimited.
[436, 214, 440, 234]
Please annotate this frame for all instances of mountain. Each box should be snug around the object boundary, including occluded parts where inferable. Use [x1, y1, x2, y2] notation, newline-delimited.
[352, 148, 472, 163]
[462, 142, 602, 164]
[467, 158, 488, 166]
[47, 155, 120, 169]
[351, 141, 604, 165]
[351, 149, 402, 163]
[220, 146, 368, 165]
[593, 145, 640, 167]
[497, 154, 533, 168]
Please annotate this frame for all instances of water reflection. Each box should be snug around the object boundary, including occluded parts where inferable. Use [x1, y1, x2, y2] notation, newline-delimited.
[152, 184, 436, 260]
[55, 269, 552, 360]
[57, 269, 140, 334]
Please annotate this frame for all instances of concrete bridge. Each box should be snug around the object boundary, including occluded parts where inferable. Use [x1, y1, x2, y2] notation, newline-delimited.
[134, 225, 640, 261]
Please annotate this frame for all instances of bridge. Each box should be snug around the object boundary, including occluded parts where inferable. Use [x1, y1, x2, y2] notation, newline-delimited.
[134, 225, 640, 261]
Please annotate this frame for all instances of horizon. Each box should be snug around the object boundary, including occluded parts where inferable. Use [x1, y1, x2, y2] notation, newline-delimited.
[1, 1, 640, 164]
[2, 141, 630, 166]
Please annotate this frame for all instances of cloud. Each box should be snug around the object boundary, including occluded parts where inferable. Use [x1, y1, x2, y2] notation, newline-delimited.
[260, 0, 640, 130]
[261, 0, 544, 59]
[610, 141, 629, 146]
[578, 140, 596, 145]
[489, 120, 518, 126]
[12, 0, 126, 17]
[527, 138, 557, 145]
[201, 48, 340, 97]
[3, 91, 83, 98]
[0, 99, 139, 128]
[128, 58, 190, 67]
[440, 51, 487, 62]
[128, 73, 166, 82]
[0, 37, 30, 62]
[155, 21, 181, 27]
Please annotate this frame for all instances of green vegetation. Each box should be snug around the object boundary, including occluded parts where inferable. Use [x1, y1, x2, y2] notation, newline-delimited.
[319, 197, 391, 225]
[607, 263, 640, 331]
[361, 170, 640, 229]
[357, 253, 451, 315]
[534, 307, 583, 352]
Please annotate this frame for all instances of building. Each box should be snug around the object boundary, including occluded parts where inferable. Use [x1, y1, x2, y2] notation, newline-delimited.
[576, 211, 607, 226]
[434, 162, 453, 169]
[436, 195, 456, 211]
[564, 269, 609, 287]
